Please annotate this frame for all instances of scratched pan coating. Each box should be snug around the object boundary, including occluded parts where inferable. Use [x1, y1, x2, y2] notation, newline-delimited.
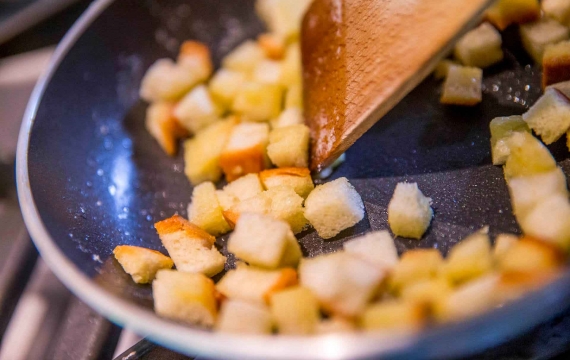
[20, 0, 570, 359]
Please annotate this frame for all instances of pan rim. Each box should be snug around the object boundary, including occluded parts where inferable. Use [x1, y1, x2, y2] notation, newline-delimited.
[15, 0, 570, 359]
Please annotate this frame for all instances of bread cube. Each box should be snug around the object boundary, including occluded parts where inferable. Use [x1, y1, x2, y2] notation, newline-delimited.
[216, 266, 298, 304]
[496, 271, 560, 303]
[153, 269, 217, 326]
[485, 0, 540, 30]
[253, 60, 283, 85]
[299, 252, 385, 317]
[113, 245, 173, 284]
[518, 194, 570, 250]
[184, 117, 236, 185]
[219, 122, 270, 181]
[316, 317, 357, 334]
[547, 80, 570, 99]
[267, 124, 310, 168]
[437, 274, 499, 322]
[440, 65, 482, 106]
[257, 0, 313, 41]
[507, 167, 568, 219]
[188, 182, 231, 236]
[304, 177, 365, 239]
[493, 234, 519, 261]
[145, 102, 189, 156]
[219, 173, 265, 209]
[400, 278, 452, 312]
[222, 193, 273, 227]
[285, 84, 303, 109]
[360, 300, 426, 332]
[503, 132, 557, 179]
[216, 300, 273, 334]
[259, 167, 314, 198]
[280, 43, 302, 87]
[454, 23, 503, 68]
[388, 182, 433, 239]
[343, 230, 399, 271]
[208, 68, 247, 108]
[522, 88, 570, 144]
[173, 85, 222, 134]
[389, 249, 443, 292]
[232, 82, 283, 122]
[222, 40, 265, 74]
[498, 237, 564, 273]
[543, 41, 570, 88]
[139, 59, 201, 102]
[258, 33, 286, 60]
[177, 40, 213, 80]
[433, 59, 459, 80]
[489, 115, 531, 165]
[442, 230, 493, 285]
[270, 107, 304, 129]
[543, 0, 570, 26]
[270, 286, 320, 335]
[520, 18, 569, 63]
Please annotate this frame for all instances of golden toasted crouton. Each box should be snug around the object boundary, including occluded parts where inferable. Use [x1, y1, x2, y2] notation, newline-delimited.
[522, 88, 570, 144]
[433, 59, 459, 80]
[543, 0, 570, 26]
[316, 316, 357, 334]
[256, 0, 312, 41]
[285, 83, 303, 109]
[485, 0, 540, 30]
[270, 107, 304, 129]
[304, 177, 365, 239]
[270, 286, 320, 335]
[388, 182, 433, 240]
[113, 245, 173, 284]
[493, 234, 519, 261]
[259, 167, 314, 198]
[400, 278, 452, 313]
[153, 269, 217, 326]
[232, 82, 283, 122]
[216, 300, 273, 334]
[518, 194, 570, 250]
[177, 40, 213, 80]
[139, 59, 203, 102]
[343, 231, 399, 271]
[360, 300, 426, 332]
[267, 124, 310, 168]
[145, 102, 189, 156]
[442, 230, 493, 285]
[497, 237, 564, 273]
[454, 23, 503, 68]
[389, 249, 443, 292]
[188, 182, 231, 236]
[543, 41, 570, 88]
[253, 60, 283, 85]
[520, 18, 569, 63]
[437, 274, 499, 322]
[489, 115, 530, 165]
[440, 65, 482, 106]
[503, 132, 557, 179]
[495, 270, 560, 303]
[208, 68, 247, 108]
[174, 85, 223, 134]
[222, 40, 265, 74]
[258, 33, 286, 60]
[219, 122, 270, 181]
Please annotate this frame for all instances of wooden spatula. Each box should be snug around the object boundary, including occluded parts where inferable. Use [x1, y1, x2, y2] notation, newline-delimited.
[302, 0, 495, 171]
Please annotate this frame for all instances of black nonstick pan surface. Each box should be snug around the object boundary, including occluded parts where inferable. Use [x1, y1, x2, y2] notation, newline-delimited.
[16, 0, 570, 358]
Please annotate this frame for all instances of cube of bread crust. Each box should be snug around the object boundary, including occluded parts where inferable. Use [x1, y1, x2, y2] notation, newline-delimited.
[184, 117, 237, 185]
[388, 182, 433, 239]
[258, 33, 286, 60]
[222, 40, 265, 74]
[498, 237, 564, 273]
[543, 0, 570, 26]
[258, 0, 313, 41]
[285, 84, 303, 109]
[440, 65, 482, 106]
[145, 102, 189, 156]
[174, 85, 223, 134]
[519, 194, 570, 250]
[433, 59, 459, 80]
[216, 266, 298, 304]
[543, 41, 570, 89]
[153, 269, 217, 326]
[208, 68, 247, 108]
[489, 115, 531, 165]
[299, 252, 385, 317]
[113, 245, 174, 284]
[503, 132, 557, 179]
[485, 0, 540, 30]
[437, 274, 499, 322]
[520, 19, 569, 63]
[493, 234, 519, 261]
[316, 316, 357, 334]
[442, 230, 493, 285]
[454, 23, 503, 68]
[177, 40, 213, 80]
[259, 167, 314, 198]
[216, 300, 273, 334]
[270, 286, 320, 335]
[360, 300, 426, 332]
[253, 60, 283, 85]
[400, 278, 452, 312]
[304, 177, 365, 239]
[343, 231, 399, 271]
[508, 167, 568, 220]
[388, 249, 443, 292]
[267, 124, 310, 168]
[270, 107, 304, 129]
[188, 182, 231, 236]
[232, 82, 283, 122]
[140, 59, 202, 102]
[219, 122, 270, 181]
[522, 88, 570, 144]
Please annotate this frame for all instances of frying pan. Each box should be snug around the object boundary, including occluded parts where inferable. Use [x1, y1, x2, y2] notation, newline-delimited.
[15, 0, 570, 359]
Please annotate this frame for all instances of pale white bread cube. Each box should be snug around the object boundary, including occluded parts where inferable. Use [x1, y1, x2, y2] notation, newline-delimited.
[489, 115, 530, 165]
[253, 59, 283, 85]
[219, 173, 265, 208]
[522, 88, 570, 144]
[304, 177, 365, 239]
[216, 300, 273, 334]
[442, 229, 493, 285]
[360, 300, 426, 332]
[222, 193, 273, 227]
[519, 194, 570, 250]
[285, 83, 303, 109]
[299, 252, 385, 317]
[177, 40, 213, 80]
[388, 182, 433, 239]
[174, 85, 223, 134]
[454, 22, 503, 68]
[183, 117, 237, 185]
[280, 43, 302, 87]
[316, 317, 357, 334]
[388, 249, 443, 292]
[145, 102, 189, 156]
[484, 0, 540, 30]
[270, 286, 320, 335]
[270, 107, 304, 129]
[440, 65, 482, 106]
[216, 266, 298, 304]
[154, 215, 226, 277]
[497, 237, 564, 273]
[259, 167, 314, 198]
[503, 132, 557, 179]
[228, 213, 300, 269]
[140, 59, 201, 102]
[219, 122, 270, 181]
[267, 124, 310, 168]
[232, 82, 283, 122]
[208, 68, 247, 108]
[520, 18, 569, 63]
[153, 269, 217, 326]
[222, 40, 265, 74]
[433, 59, 459, 80]
[343, 230, 399, 271]
[256, 0, 312, 41]
[113, 245, 174, 284]
[547, 80, 570, 99]
[493, 234, 519, 261]
[258, 33, 286, 60]
[188, 182, 231, 236]
[543, 0, 570, 27]
[507, 167, 568, 220]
